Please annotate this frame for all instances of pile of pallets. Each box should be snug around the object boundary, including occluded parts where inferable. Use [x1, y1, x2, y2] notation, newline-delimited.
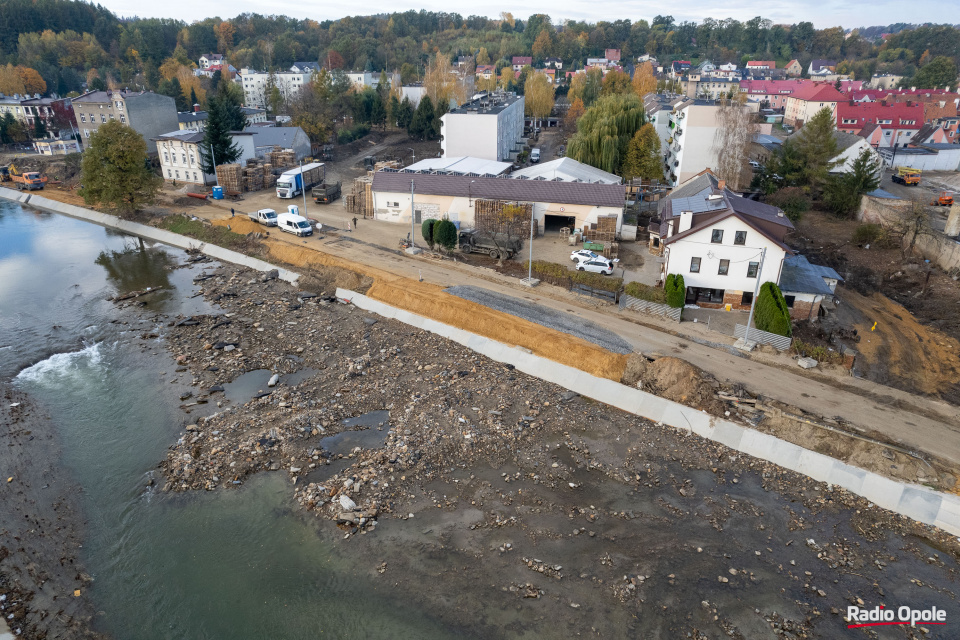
[242, 159, 264, 192]
[583, 214, 618, 243]
[215, 164, 242, 193]
[267, 146, 296, 169]
[343, 176, 373, 218]
[475, 199, 535, 238]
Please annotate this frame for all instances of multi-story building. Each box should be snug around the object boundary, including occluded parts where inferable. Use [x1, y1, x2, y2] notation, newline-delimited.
[177, 106, 268, 132]
[345, 72, 379, 90]
[153, 130, 217, 185]
[18, 96, 75, 138]
[72, 90, 178, 152]
[836, 100, 925, 147]
[239, 67, 318, 109]
[199, 54, 224, 69]
[682, 75, 740, 100]
[783, 82, 846, 128]
[440, 92, 524, 162]
[0, 94, 28, 124]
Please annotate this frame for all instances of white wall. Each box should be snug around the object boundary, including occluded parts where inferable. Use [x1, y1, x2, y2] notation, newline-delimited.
[157, 140, 214, 185]
[888, 149, 960, 172]
[440, 97, 523, 162]
[832, 139, 881, 174]
[664, 216, 786, 292]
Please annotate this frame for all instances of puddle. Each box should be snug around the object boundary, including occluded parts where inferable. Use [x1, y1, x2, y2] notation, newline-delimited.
[306, 411, 391, 483]
[222, 368, 316, 404]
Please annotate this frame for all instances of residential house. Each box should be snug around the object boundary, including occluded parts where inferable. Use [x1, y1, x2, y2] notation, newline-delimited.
[784, 60, 803, 77]
[456, 56, 474, 69]
[439, 92, 525, 162]
[544, 57, 563, 69]
[475, 65, 496, 79]
[242, 107, 268, 125]
[34, 139, 81, 155]
[739, 79, 803, 110]
[177, 105, 267, 132]
[682, 75, 740, 100]
[290, 61, 321, 74]
[605, 49, 621, 62]
[808, 60, 837, 76]
[835, 100, 924, 147]
[20, 95, 76, 138]
[72, 90, 178, 152]
[344, 72, 379, 90]
[870, 73, 903, 90]
[911, 124, 949, 145]
[750, 133, 783, 166]
[539, 68, 556, 84]
[586, 58, 610, 68]
[370, 159, 624, 233]
[659, 97, 759, 186]
[153, 130, 218, 185]
[669, 61, 692, 77]
[512, 56, 533, 72]
[239, 66, 318, 109]
[697, 60, 717, 74]
[0, 94, 27, 124]
[783, 82, 846, 128]
[199, 53, 223, 69]
[746, 61, 776, 71]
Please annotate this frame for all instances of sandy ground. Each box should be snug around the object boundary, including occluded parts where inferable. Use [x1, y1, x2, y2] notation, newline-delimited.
[0, 385, 104, 640]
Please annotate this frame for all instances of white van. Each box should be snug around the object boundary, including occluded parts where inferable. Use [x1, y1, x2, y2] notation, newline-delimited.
[249, 208, 278, 226]
[277, 212, 313, 237]
[530, 148, 541, 163]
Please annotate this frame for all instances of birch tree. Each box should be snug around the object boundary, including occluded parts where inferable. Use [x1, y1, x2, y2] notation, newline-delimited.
[712, 95, 756, 191]
[524, 72, 554, 129]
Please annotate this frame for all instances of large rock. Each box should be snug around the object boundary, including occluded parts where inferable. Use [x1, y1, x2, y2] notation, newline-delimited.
[339, 494, 357, 510]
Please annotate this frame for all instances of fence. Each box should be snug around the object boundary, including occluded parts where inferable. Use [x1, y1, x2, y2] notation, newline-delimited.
[734, 323, 791, 351]
[571, 283, 617, 303]
[619, 293, 681, 322]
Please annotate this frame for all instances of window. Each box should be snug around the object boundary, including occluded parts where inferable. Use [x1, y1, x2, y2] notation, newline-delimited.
[117, 101, 123, 110]
[741, 292, 754, 305]
[193, 172, 198, 181]
[80, 114, 86, 123]
[747, 262, 759, 278]
[718, 259, 730, 275]
[100, 114, 106, 123]
[120, 115, 125, 123]
[175, 170, 180, 179]
[784, 295, 796, 308]
[690, 257, 701, 273]
[163, 152, 169, 163]
[734, 231, 747, 245]
[182, 154, 187, 164]
[167, 169, 172, 177]
[84, 129, 90, 138]
[109, 114, 114, 120]
[711, 229, 723, 243]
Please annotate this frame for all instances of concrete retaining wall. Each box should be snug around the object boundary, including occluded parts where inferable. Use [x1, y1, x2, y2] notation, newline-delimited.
[0, 187, 300, 284]
[337, 287, 960, 538]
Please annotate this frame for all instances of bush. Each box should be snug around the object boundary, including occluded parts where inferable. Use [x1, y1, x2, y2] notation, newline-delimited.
[571, 270, 623, 292]
[852, 223, 884, 245]
[336, 123, 370, 144]
[624, 281, 667, 304]
[523, 260, 570, 278]
[664, 273, 685, 308]
[766, 187, 810, 222]
[433, 219, 458, 251]
[822, 174, 863, 218]
[421, 218, 437, 248]
[754, 282, 792, 337]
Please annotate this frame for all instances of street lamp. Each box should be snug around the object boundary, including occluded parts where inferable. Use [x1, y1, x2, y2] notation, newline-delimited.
[408, 147, 416, 166]
[742, 247, 767, 347]
[468, 180, 475, 206]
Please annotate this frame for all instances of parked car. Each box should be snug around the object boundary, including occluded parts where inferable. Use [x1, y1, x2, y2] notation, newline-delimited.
[277, 211, 313, 237]
[571, 249, 607, 264]
[748, 160, 761, 171]
[577, 259, 615, 275]
[530, 148, 541, 163]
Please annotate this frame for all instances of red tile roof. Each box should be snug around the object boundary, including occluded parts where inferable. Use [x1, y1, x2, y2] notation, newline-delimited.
[788, 82, 846, 102]
[836, 100, 925, 130]
[746, 61, 776, 67]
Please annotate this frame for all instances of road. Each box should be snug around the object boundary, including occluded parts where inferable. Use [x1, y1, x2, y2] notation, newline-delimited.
[193, 196, 960, 466]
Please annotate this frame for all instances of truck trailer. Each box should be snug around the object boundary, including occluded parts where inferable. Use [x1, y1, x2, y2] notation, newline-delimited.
[276, 163, 324, 198]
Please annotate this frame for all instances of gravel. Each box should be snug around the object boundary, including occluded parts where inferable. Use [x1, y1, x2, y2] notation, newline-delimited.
[445, 285, 633, 354]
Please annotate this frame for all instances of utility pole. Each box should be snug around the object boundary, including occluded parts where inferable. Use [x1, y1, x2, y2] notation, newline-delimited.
[408, 147, 416, 166]
[410, 179, 415, 247]
[527, 208, 535, 281]
[299, 159, 308, 218]
[210, 143, 219, 187]
[743, 247, 766, 346]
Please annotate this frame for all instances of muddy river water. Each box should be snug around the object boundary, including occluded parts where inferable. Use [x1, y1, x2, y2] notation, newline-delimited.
[2, 200, 960, 639]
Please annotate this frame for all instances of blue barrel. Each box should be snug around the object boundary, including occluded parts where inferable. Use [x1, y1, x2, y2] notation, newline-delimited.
[212, 186, 224, 200]
[452, 221, 461, 230]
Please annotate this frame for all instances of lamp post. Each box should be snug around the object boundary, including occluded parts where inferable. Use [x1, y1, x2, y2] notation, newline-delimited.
[468, 180, 475, 206]
[527, 208, 536, 282]
[410, 179, 416, 247]
[408, 147, 416, 166]
[743, 247, 767, 346]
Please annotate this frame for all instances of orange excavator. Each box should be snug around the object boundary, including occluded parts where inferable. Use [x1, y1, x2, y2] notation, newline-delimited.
[8, 164, 47, 191]
[931, 191, 954, 207]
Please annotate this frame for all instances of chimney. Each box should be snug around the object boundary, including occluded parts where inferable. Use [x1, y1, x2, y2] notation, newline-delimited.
[717, 179, 726, 191]
[194, 103, 201, 113]
[679, 211, 693, 233]
[666, 220, 675, 238]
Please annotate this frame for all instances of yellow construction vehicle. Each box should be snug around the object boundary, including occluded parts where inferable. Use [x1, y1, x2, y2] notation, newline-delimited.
[8, 164, 47, 191]
[892, 167, 921, 186]
[931, 191, 954, 207]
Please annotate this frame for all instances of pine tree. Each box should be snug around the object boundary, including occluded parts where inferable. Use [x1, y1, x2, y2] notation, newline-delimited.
[190, 87, 198, 108]
[395, 97, 414, 130]
[370, 93, 386, 130]
[792, 107, 839, 192]
[408, 95, 436, 141]
[199, 95, 242, 175]
[387, 94, 400, 128]
[33, 117, 47, 139]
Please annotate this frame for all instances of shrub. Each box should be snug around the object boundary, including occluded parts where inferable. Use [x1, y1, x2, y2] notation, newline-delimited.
[523, 260, 569, 278]
[766, 187, 810, 222]
[336, 123, 370, 144]
[754, 281, 792, 337]
[421, 218, 437, 248]
[624, 281, 667, 304]
[433, 219, 458, 251]
[664, 273, 685, 308]
[852, 223, 883, 245]
[571, 270, 623, 292]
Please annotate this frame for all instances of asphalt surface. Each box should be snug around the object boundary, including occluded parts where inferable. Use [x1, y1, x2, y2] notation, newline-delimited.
[446, 285, 634, 354]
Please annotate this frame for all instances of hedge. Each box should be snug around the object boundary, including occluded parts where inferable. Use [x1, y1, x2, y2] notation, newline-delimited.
[523, 260, 569, 278]
[434, 219, 458, 251]
[571, 270, 623, 292]
[623, 281, 667, 304]
[664, 273, 685, 308]
[755, 281, 792, 337]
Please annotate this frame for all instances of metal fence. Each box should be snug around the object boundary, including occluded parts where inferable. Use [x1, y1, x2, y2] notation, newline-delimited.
[571, 283, 618, 302]
[734, 323, 792, 351]
[619, 293, 682, 322]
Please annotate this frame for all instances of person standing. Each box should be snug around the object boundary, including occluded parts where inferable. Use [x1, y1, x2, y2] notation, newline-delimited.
[231, 207, 235, 217]
[352, 216, 358, 229]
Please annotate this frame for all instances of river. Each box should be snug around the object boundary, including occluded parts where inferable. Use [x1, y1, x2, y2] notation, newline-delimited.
[0, 200, 460, 639]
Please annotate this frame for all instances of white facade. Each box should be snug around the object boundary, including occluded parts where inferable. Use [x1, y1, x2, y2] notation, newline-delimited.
[663, 216, 786, 294]
[346, 72, 379, 89]
[156, 133, 216, 185]
[401, 85, 424, 107]
[663, 102, 720, 187]
[830, 138, 881, 175]
[440, 94, 524, 162]
[239, 68, 317, 109]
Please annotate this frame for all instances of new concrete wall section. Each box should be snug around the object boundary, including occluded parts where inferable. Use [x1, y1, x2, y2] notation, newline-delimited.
[0, 187, 300, 284]
[337, 286, 960, 538]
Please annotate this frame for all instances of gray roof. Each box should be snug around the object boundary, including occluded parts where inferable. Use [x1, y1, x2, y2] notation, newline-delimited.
[779, 255, 842, 295]
[669, 194, 727, 214]
[509, 158, 622, 184]
[153, 130, 205, 143]
[240, 107, 265, 115]
[371, 171, 624, 207]
[447, 92, 521, 116]
[657, 172, 717, 214]
[178, 111, 207, 123]
[240, 126, 308, 149]
[785, 128, 863, 153]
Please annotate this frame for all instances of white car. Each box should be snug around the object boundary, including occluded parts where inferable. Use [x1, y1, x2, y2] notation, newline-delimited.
[571, 249, 606, 264]
[577, 259, 615, 275]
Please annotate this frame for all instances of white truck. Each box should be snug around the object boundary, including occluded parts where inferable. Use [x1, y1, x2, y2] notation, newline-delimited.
[276, 163, 324, 199]
[277, 206, 313, 237]
[248, 208, 278, 226]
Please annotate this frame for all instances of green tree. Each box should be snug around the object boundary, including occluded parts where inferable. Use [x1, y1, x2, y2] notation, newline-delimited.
[822, 147, 881, 218]
[33, 117, 47, 139]
[387, 94, 400, 128]
[159, 77, 188, 111]
[79, 121, 161, 215]
[664, 273, 685, 308]
[754, 282, 792, 337]
[766, 187, 810, 222]
[408, 95, 436, 141]
[199, 94, 243, 174]
[421, 218, 437, 248]
[395, 97, 414, 130]
[370, 92, 386, 130]
[189, 86, 198, 108]
[621, 123, 663, 181]
[567, 92, 646, 174]
[434, 218, 458, 251]
[792, 107, 838, 192]
[911, 56, 958, 89]
[400, 63, 418, 85]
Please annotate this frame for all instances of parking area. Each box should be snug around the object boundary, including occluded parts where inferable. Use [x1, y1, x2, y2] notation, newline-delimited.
[529, 232, 660, 285]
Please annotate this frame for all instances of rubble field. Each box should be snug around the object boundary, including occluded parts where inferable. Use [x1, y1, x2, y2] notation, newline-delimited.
[148, 261, 960, 638]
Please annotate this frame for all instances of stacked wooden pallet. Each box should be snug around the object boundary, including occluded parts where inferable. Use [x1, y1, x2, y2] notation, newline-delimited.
[343, 177, 373, 217]
[584, 214, 618, 243]
[242, 160, 264, 192]
[215, 164, 242, 193]
[267, 146, 296, 169]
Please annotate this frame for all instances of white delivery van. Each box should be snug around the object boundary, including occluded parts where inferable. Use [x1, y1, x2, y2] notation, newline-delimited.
[249, 208, 278, 226]
[530, 148, 541, 163]
[277, 212, 313, 237]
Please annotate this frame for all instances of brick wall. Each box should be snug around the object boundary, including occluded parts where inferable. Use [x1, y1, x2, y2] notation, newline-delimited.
[723, 289, 752, 310]
[789, 299, 820, 321]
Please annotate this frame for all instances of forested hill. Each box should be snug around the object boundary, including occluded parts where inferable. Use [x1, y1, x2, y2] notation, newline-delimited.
[0, 0, 957, 99]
